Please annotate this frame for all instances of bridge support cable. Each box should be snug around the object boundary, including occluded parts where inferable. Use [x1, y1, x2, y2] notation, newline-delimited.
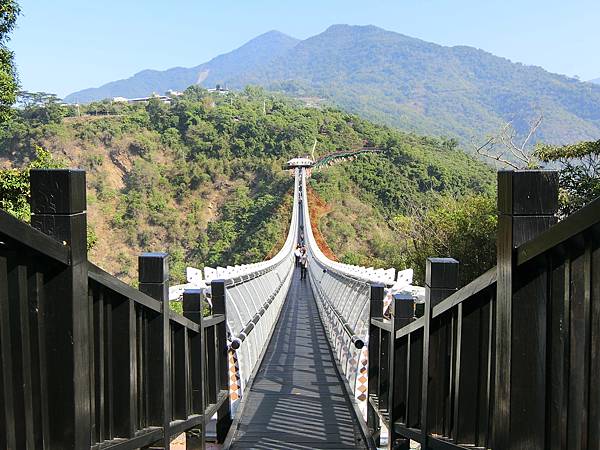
[212, 168, 301, 405]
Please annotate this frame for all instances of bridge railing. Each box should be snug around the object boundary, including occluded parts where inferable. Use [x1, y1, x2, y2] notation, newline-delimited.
[368, 170, 600, 450]
[299, 169, 406, 418]
[0, 169, 230, 450]
[215, 168, 300, 400]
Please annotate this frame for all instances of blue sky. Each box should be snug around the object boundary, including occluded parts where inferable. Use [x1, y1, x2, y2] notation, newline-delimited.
[11, 0, 600, 98]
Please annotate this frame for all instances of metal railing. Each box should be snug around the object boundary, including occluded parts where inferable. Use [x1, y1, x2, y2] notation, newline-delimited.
[212, 168, 300, 399]
[299, 168, 413, 418]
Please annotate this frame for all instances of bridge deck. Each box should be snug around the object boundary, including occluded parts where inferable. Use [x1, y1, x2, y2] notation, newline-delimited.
[229, 268, 367, 449]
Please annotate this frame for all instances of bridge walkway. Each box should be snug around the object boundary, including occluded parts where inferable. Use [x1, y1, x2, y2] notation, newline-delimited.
[228, 267, 367, 449]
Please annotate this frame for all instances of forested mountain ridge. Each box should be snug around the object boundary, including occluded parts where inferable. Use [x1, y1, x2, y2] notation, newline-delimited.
[65, 25, 600, 146]
[64, 30, 300, 103]
[1, 87, 494, 284]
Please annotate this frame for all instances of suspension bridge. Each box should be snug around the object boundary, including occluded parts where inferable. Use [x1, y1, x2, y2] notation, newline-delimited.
[0, 161, 598, 450]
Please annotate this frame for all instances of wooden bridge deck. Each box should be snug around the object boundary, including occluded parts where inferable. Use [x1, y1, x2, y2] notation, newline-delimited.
[228, 268, 367, 449]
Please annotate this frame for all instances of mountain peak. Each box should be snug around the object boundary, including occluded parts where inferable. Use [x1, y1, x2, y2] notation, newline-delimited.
[324, 24, 382, 33]
[242, 29, 299, 48]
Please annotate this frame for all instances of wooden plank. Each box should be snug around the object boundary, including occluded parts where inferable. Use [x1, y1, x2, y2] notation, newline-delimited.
[547, 246, 569, 450]
[566, 237, 591, 450]
[89, 264, 161, 313]
[0, 209, 70, 264]
[28, 268, 48, 448]
[588, 230, 600, 450]
[93, 287, 106, 444]
[517, 196, 600, 266]
[172, 324, 188, 420]
[104, 295, 114, 440]
[432, 267, 496, 319]
[0, 255, 16, 450]
[6, 253, 29, 448]
[112, 297, 137, 438]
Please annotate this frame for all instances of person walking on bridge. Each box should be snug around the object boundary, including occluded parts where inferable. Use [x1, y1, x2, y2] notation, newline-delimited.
[300, 248, 308, 280]
[294, 244, 301, 267]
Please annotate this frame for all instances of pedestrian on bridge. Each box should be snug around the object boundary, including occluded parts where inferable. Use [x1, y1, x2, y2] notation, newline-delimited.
[300, 249, 308, 280]
[294, 244, 301, 267]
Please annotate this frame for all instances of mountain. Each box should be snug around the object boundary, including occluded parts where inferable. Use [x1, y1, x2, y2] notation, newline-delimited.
[65, 25, 600, 144]
[2, 90, 494, 285]
[590, 78, 600, 85]
[64, 30, 300, 103]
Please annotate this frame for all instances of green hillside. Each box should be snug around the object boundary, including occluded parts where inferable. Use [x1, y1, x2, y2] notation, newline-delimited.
[65, 25, 600, 146]
[1, 87, 494, 284]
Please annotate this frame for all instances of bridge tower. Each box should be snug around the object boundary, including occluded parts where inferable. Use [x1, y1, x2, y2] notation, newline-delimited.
[283, 156, 314, 177]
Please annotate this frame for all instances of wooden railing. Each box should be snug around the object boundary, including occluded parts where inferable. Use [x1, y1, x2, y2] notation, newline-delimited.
[367, 170, 600, 450]
[0, 169, 231, 450]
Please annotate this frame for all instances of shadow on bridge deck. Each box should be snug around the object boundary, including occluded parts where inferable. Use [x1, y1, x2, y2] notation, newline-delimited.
[227, 268, 367, 450]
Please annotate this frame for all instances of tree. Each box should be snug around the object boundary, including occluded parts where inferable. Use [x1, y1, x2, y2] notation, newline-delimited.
[474, 115, 599, 216]
[0, 1, 20, 122]
[473, 115, 543, 169]
[535, 139, 600, 215]
[393, 194, 497, 286]
[0, 146, 61, 220]
[18, 91, 65, 124]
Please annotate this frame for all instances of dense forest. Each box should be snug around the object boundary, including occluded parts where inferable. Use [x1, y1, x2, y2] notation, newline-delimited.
[0, 87, 497, 285]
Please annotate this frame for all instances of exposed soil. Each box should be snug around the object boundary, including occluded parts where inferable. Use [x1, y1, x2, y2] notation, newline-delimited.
[307, 185, 337, 261]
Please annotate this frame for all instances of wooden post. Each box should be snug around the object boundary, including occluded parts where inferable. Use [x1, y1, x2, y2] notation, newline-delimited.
[210, 280, 232, 442]
[493, 170, 558, 450]
[367, 282, 385, 445]
[388, 292, 414, 450]
[139, 252, 171, 448]
[183, 289, 205, 450]
[30, 169, 90, 449]
[421, 257, 458, 448]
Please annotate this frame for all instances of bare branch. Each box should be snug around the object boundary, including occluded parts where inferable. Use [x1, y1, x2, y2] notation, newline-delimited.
[472, 114, 543, 169]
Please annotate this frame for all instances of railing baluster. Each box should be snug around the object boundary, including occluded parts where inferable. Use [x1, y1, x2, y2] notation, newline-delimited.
[112, 294, 137, 437]
[211, 279, 232, 442]
[388, 292, 414, 450]
[0, 254, 16, 450]
[139, 252, 170, 448]
[183, 289, 205, 450]
[494, 170, 558, 450]
[104, 292, 114, 440]
[30, 169, 91, 450]
[28, 268, 47, 448]
[421, 257, 458, 448]
[367, 282, 384, 444]
[173, 322, 188, 420]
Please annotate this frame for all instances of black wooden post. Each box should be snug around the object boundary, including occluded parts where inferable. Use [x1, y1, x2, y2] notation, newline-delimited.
[183, 289, 205, 450]
[210, 280, 232, 442]
[493, 170, 558, 450]
[29, 169, 91, 449]
[421, 257, 458, 447]
[138, 252, 171, 448]
[367, 282, 385, 445]
[388, 292, 414, 450]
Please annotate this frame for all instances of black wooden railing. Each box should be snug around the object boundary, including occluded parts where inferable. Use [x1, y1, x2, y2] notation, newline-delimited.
[368, 170, 600, 450]
[0, 169, 231, 450]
